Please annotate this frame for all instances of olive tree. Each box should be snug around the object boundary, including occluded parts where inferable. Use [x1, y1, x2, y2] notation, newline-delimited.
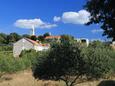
[32, 41, 86, 86]
[82, 47, 112, 79]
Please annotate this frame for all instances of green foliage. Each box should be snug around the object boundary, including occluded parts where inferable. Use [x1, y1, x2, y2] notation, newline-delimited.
[22, 34, 30, 38]
[84, 0, 115, 40]
[30, 35, 37, 41]
[0, 52, 20, 73]
[37, 35, 44, 42]
[82, 47, 112, 79]
[32, 41, 86, 86]
[0, 32, 22, 44]
[0, 45, 13, 51]
[0, 33, 7, 44]
[32, 40, 114, 86]
[7, 33, 22, 43]
[97, 80, 115, 86]
[61, 34, 74, 42]
[89, 40, 111, 49]
[43, 32, 51, 37]
[0, 50, 39, 73]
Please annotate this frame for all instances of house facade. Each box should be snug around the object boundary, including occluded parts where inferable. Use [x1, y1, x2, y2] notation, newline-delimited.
[75, 38, 89, 47]
[13, 38, 50, 57]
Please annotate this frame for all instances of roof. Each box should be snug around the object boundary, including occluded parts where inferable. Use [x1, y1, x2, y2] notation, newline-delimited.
[38, 43, 50, 47]
[24, 38, 50, 47]
[24, 38, 39, 45]
[45, 36, 61, 39]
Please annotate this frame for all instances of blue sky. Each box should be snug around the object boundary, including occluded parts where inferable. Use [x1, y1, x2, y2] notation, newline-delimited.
[0, 0, 106, 40]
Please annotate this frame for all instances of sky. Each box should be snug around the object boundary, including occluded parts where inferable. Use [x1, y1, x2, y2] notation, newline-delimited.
[0, 0, 107, 40]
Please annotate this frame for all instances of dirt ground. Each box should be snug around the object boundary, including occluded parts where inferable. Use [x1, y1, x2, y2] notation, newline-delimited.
[0, 70, 114, 86]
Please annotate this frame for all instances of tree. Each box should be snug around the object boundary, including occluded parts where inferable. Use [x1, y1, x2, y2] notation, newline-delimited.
[22, 34, 30, 38]
[30, 35, 37, 41]
[7, 33, 21, 43]
[61, 35, 75, 44]
[82, 46, 112, 79]
[89, 40, 110, 49]
[43, 32, 51, 38]
[0, 33, 7, 44]
[85, 0, 115, 41]
[37, 35, 44, 42]
[32, 41, 87, 86]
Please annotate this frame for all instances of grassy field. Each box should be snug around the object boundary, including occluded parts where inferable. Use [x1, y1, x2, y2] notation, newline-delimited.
[0, 70, 115, 86]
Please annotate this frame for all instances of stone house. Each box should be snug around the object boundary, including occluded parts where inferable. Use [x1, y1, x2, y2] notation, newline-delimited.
[13, 38, 50, 57]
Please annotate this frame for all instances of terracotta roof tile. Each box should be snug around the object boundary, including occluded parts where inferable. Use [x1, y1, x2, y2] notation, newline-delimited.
[24, 38, 50, 47]
[45, 36, 61, 39]
[24, 38, 39, 45]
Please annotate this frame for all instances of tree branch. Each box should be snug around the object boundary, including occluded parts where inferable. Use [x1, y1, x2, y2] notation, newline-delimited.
[70, 74, 80, 86]
[60, 78, 69, 86]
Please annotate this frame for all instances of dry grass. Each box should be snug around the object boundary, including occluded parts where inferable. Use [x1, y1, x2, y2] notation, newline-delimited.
[0, 70, 114, 86]
[0, 70, 64, 86]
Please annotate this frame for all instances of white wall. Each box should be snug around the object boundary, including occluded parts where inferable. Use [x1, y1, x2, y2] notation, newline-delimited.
[34, 45, 50, 51]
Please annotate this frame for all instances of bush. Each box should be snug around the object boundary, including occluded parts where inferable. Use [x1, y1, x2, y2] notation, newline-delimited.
[82, 47, 112, 79]
[0, 50, 39, 73]
[0, 53, 22, 73]
[0, 45, 12, 51]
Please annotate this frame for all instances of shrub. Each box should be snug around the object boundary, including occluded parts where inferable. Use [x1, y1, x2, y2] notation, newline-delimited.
[0, 54, 22, 73]
[0, 50, 39, 73]
[0, 45, 12, 51]
[82, 47, 112, 79]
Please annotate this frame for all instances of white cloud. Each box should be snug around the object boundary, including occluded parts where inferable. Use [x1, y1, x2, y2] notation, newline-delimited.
[53, 10, 90, 24]
[91, 29, 103, 33]
[62, 10, 90, 24]
[15, 18, 57, 29]
[53, 16, 61, 22]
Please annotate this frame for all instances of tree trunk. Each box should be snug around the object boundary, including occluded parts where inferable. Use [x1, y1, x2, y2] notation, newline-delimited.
[60, 75, 80, 86]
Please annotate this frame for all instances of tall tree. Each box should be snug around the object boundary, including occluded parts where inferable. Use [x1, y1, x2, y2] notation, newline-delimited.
[85, 0, 115, 41]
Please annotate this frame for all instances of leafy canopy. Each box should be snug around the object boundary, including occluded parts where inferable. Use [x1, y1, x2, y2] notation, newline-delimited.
[32, 41, 86, 86]
[85, 0, 115, 41]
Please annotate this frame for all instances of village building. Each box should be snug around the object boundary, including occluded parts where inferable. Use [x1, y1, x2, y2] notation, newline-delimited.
[75, 38, 89, 47]
[13, 38, 50, 57]
[44, 36, 61, 42]
[110, 41, 115, 49]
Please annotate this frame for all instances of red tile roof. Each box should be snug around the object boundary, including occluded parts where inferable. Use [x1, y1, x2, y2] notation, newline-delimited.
[45, 36, 61, 39]
[24, 38, 50, 47]
[24, 38, 39, 45]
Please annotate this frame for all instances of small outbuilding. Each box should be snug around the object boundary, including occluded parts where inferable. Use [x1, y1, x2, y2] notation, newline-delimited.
[75, 38, 89, 47]
[13, 38, 50, 57]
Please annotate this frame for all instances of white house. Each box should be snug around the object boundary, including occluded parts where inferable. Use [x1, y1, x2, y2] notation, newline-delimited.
[13, 38, 50, 57]
[75, 38, 89, 47]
